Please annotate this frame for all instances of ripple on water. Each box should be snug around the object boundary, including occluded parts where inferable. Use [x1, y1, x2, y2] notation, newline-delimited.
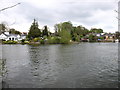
[2, 43, 118, 88]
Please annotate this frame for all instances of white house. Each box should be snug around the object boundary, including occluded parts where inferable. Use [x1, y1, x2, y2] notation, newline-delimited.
[19, 35, 26, 40]
[0, 33, 8, 40]
[5, 34, 21, 41]
[0, 32, 26, 41]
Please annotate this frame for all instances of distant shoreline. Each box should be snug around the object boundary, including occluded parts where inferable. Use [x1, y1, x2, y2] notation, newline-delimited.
[0, 41, 119, 45]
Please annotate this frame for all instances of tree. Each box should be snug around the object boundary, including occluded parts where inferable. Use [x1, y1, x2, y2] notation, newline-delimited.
[0, 3, 20, 34]
[61, 21, 73, 32]
[75, 25, 89, 35]
[115, 31, 120, 39]
[0, 23, 7, 34]
[54, 21, 73, 36]
[60, 30, 71, 44]
[54, 22, 72, 43]
[88, 34, 97, 42]
[70, 25, 89, 41]
[28, 19, 41, 39]
[54, 24, 61, 36]
[42, 25, 49, 37]
[9, 28, 21, 34]
[90, 28, 103, 33]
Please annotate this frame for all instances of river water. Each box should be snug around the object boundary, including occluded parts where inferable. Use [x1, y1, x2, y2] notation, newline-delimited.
[1, 43, 119, 88]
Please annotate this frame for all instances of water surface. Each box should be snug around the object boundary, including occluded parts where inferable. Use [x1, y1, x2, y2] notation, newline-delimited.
[2, 43, 118, 88]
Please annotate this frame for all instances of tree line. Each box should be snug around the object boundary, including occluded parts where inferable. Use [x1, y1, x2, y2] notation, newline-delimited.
[27, 19, 105, 44]
[0, 19, 120, 44]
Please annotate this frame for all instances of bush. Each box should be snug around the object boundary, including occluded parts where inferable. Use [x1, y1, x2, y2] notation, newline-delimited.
[24, 41, 29, 44]
[21, 39, 25, 43]
[33, 38, 41, 42]
[40, 40, 45, 44]
[21, 40, 29, 44]
[3, 40, 18, 44]
[47, 36, 60, 44]
[88, 34, 97, 42]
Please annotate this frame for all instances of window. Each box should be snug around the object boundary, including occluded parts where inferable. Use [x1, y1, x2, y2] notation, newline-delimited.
[12, 38, 14, 41]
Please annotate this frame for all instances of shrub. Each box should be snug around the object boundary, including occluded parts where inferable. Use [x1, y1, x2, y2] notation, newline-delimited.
[21, 39, 25, 43]
[40, 40, 45, 44]
[24, 41, 29, 44]
[3, 40, 18, 44]
[33, 38, 41, 42]
[47, 36, 60, 44]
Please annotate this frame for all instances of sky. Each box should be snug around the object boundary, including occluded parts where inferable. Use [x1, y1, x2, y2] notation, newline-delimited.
[0, 0, 119, 33]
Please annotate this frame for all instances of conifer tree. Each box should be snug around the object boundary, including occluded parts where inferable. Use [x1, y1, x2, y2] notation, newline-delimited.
[42, 25, 49, 37]
[28, 19, 41, 39]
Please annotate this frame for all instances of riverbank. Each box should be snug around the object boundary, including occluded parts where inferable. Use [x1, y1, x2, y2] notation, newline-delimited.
[1, 40, 119, 45]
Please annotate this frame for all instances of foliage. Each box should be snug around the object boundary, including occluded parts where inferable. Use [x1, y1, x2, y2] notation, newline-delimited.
[40, 40, 45, 44]
[90, 28, 103, 33]
[88, 34, 96, 42]
[28, 19, 41, 39]
[9, 28, 21, 35]
[2, 20, 115, 44]
[42, 25, 49, 37]
[3, 40, 18, 44]
[115, 31, 120, 39]
[54, 21, 73, 36]
[21, 39, 30, 44]
[61, 21, 73, 32]
[98, 37, 104, 40]
[21, 39, 25, 43]
[60, 30, 71, 44]
[54, 21, 72, 44]
[70, 25, 89, 41]
[54, 24, 60, 36]
[24, 41, 29, 44]
[0, 23, 7, 34]
[47, 36, 60, 44]
[75, 26, 89, 35]
[33, 38, 41, 42]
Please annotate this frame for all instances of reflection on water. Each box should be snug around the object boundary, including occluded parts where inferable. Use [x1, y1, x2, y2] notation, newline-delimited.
[2, 43, 118, 88]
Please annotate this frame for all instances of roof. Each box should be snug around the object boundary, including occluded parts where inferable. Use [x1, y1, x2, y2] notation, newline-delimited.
[0, 33, 20, 37]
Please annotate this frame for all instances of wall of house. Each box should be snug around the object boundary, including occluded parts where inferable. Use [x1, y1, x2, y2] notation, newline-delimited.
[6, 36, 18, 41]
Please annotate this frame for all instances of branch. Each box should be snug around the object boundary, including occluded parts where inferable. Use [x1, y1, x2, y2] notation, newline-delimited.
[0, 3, 21, 12]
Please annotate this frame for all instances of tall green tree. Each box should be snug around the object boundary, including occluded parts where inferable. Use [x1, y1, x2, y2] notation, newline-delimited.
[60, 30, 71, 44]
[54, 24, 61, 36]
[28, 19, 41, 39]
[54, 21, 72, 43]
[75, 25, 89, 35]
[54, 21, 73, 36]
[61, 21, 73, 32]
[42, 25, 49, 37]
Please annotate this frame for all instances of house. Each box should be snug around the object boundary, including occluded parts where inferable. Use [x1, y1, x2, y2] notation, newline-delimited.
[104, 34, 115, 41]
[96, 34, 101, 37]
[5, 34, 21, 41]
[19, 35, 26, 40]
[0, 32, 26, 41]
[0, 33, 8, 40]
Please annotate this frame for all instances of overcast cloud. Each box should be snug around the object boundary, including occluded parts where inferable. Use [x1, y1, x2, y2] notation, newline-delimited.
[0, 0, 118, 32]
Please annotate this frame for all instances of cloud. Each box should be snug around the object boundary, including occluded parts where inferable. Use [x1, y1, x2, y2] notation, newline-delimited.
[0, 0, 118, 32]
